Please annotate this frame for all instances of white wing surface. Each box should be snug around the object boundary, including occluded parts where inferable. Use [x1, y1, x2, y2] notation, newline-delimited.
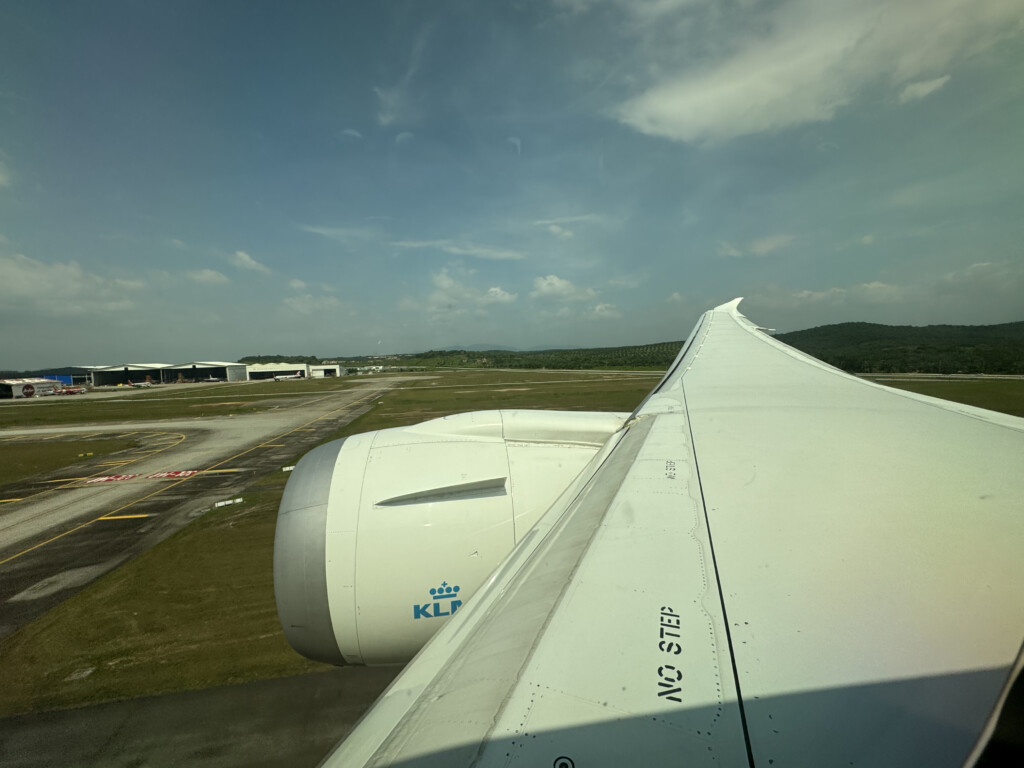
[321, 299, 1024, 767]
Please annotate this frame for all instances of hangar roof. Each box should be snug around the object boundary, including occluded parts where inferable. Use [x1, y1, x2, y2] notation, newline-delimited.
[165, 361, 244, 369]
[93, 363, 171, 371]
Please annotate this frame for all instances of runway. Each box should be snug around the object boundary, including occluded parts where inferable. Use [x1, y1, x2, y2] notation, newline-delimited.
[0, 381, 397, 639]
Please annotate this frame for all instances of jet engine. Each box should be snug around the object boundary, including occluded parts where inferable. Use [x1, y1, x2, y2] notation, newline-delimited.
[274, 409, 626, 665]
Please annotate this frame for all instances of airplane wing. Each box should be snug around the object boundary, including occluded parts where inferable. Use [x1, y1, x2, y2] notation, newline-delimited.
[316, 299, 1024, 767]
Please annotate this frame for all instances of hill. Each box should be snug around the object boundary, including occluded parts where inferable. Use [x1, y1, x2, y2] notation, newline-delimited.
[333, 342, 683, 371]
[776, 321, 1024, 375]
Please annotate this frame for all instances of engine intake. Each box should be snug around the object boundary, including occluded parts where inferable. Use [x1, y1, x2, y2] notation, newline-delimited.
[274, 409, 626, 665]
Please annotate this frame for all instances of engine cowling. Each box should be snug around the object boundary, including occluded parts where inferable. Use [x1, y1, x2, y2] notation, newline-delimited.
[274, 409, 626, 665]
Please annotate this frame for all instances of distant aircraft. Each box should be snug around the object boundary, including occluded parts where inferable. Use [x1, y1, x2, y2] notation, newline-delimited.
[273, 374, 304, 381]
[126, 380, 154, 388]
[274, 299, 1024, 766]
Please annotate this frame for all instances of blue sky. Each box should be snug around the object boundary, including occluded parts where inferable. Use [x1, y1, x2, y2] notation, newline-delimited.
[1, 0, 1022, 368]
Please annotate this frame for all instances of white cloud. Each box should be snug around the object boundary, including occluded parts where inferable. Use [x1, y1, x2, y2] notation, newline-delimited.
[899, 75, 952, 104]
[530, 274, 598, 301]
[718, 234, 795, 258]
[283, 294, 342, 316]
[534, 214, 600, 227]
[302, 224, 381, 245]
[589, 303, 622, 320]
[114, 277, 146, 291]
[507, 136, 522, 155]
[861, 234, 875, 246]
[613, 0, 1021, 144]
[288, 278, 308, 290]
[483, 286, 517, 304]
[0, 159, 11, 188]
[668, 291, 683, 303]
[754, 261, 1024, 322]
[748, 234, 796, 256]
[186, 269, 230, 285]
[392, 239, 525, 261]
[608, 274, 643, 289]
[339, 128, 363, 140]
[228, 250, 272, 274]
[0, 253, 143, 314]
[395, 131, 414, 145]
[423, 268, 518, 317]
[374, 26, 430, 126]
[547, 224, 574, 240]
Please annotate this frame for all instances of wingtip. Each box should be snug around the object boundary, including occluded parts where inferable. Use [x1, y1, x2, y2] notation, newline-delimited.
[713, 297, 744, 313]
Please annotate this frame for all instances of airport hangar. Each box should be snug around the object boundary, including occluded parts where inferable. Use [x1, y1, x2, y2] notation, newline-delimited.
[88, 362, 345, 386]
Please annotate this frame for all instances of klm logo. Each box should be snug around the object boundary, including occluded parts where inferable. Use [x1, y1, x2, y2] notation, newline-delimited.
[413, 581, 462, 620]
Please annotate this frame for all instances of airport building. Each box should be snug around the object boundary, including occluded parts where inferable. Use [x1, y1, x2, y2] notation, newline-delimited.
[163, 362, 248, 383]
[246, 362, 311, 380]
[310, 364, 345, 378]
[0, 378, 62, 399]
[58, 362, 350, 389]
[90, 364, 171, 387]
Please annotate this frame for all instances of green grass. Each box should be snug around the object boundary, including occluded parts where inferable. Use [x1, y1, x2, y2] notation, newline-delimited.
[866, 377, 1024, 417]
[0, 377, 372, 429]
[0, 438, 137, 488]
[0, 475, 322, 716]
[321, 370, 659, 439]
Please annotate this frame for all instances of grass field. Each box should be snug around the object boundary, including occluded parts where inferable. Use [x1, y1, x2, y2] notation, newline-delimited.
[0, 376, 374, 428]
[0, 370, 1020, 716]
[0, 438, 138, 489]
[864, 377, 1024, 417]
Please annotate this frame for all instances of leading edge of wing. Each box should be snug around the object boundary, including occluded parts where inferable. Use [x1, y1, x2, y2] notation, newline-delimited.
[646, 297, 1023, 431]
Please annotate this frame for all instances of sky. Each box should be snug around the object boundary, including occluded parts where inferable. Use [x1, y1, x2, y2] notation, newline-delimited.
[1, 0, 1022, 369]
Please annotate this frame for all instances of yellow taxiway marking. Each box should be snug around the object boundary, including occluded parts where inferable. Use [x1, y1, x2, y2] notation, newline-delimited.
[100, 514, 153, 520]
[202, 468, 242, 474]
[260, 443, 285, 447]
[0, 498, 23, 503]
[0, 431, 188, 505]
[0, 393, 380, 566]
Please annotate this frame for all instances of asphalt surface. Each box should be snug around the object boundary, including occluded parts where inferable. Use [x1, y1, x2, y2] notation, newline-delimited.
[0, 666, 402, 768]
[0, 381, 397, 639]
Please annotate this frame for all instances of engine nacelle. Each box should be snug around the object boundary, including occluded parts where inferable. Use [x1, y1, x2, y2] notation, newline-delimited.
[274, 409, 626, 665]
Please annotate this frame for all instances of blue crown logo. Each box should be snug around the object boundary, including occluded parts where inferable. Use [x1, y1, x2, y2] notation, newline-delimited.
[429, 581, 460, 600]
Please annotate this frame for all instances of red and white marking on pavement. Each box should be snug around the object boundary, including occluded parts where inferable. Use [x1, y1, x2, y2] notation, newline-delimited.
[85, 470, 200, 484]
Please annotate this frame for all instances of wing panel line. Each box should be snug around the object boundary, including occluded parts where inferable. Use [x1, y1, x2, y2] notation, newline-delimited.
[681, 378, 756, 768]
